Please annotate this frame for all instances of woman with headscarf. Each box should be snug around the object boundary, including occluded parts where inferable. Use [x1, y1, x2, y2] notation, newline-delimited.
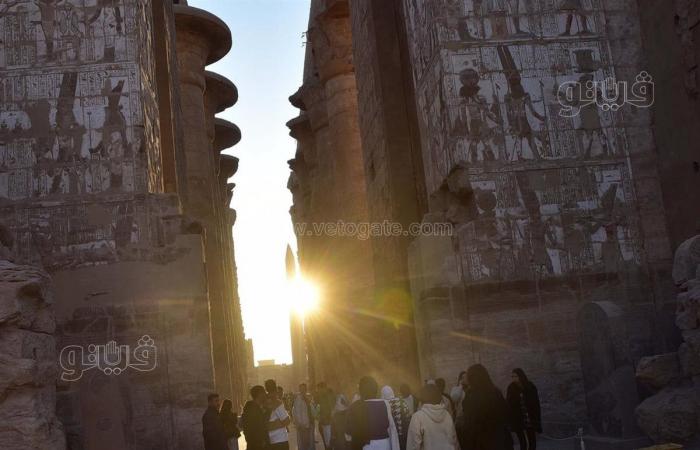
[220, 399, 241, 450]
[347, 376, 400, 450]
[461, 364, 513, 450]
[381, 386, 411, 450]
[506, 368, 542, 450]
[331, 394, 351, 450]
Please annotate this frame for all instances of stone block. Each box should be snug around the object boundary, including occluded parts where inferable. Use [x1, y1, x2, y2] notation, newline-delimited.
[636, 353, 681, 390]
[673, 236, 700, 286]
[636, 388, 698, 444]
[578, 435, 653, 450]
[676, 290, 700, 331]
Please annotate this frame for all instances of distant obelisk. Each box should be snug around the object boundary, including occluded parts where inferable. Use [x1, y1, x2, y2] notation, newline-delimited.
[286, 244, 307, 385]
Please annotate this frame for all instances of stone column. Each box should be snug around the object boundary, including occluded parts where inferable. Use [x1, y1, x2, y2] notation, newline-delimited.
[298, 0, 378, 391]
[174, 4, 237, 401]
[205, 71, 244, 404]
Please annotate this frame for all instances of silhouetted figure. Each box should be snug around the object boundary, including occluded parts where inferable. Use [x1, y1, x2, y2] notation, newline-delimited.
[461, 365, 513, 450]
[506, 369, 542, 450]
[400, 384, 416, 415]
[406, 384, 458, 450]
[450, 372, 468, 449]
[242, 386, 270, 450]
[348, 376, 400, 450]
[293, 383, 316, 450]
[435, 378, 455, 418]
[265, 379, 292, 450]
[317, 382, 335, 449]
[331, 394, 351, 450]
[202, 393, 227, 450]
[382, 386, 412, 450]
[220, 399, 241, 450]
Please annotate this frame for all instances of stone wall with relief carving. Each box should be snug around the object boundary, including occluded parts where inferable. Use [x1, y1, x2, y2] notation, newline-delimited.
[404, 0, 676, 430]
[404, 0, 669, 283]
[0, 0, 163, 269]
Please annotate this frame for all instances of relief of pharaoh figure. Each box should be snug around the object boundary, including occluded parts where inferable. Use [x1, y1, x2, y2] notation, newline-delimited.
[455, 68, 501, 163]
[484, 0, 510, 38]
[36, 0, 62, 61]
[87, 0, 124, 62]
[558, 73, 611, 159]
[504, 72, 547, 161]
[60, 2, 84, 61]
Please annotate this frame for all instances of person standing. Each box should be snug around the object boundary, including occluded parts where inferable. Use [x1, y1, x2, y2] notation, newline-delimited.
[331, 394, 351, 450]
[406, 384, 458, 450]
[347, 376, 400, 450]
[435, 379, 455, 418]
[506, 369, 542, 450]
[381, 386, 411, 450]
[450, 372, 468, 449]
[317, 382, 335, 449]
[202, 393, 227, 450]
[220, 399, 241, 450]
[265, 379, 292, 450]
[461, 365, 513, 450]
[242, 386, 270, 450]
[399, 384, 416, 416]
[293, 383, 316, 450]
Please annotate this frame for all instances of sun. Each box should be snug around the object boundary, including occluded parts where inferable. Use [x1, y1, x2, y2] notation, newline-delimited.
[288, 276, 320, 317]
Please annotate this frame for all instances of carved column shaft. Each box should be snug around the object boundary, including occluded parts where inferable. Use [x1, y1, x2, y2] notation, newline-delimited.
[174, 5, 238, 403]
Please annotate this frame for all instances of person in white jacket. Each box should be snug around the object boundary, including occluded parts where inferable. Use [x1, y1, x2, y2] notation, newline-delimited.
[406, 385, 458, 450]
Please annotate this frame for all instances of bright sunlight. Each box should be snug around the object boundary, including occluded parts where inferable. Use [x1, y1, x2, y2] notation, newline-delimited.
[288, 276, 320, 318]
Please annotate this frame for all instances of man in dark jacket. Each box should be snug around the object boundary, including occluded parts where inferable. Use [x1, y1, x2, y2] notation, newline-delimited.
[241, 385, 270, 450]
[202, 393, 227, 450]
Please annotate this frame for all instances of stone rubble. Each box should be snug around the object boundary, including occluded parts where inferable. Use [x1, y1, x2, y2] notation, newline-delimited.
[636, 235, 700, 445]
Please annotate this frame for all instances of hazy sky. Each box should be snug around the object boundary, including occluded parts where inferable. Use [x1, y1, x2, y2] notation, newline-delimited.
[190, 0, 311, 364]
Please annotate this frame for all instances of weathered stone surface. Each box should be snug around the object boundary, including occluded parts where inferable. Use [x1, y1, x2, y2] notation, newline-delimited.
[677, 284, 700, 330]
[637, 353, 681, 390]
[0, 261, 65, 450]
[636, 388, 699, 444]
[673, 236, 700, 286]
[636, 234, 700, 443]
[679, 343, 700, 377]
[0, 260, 55, 333]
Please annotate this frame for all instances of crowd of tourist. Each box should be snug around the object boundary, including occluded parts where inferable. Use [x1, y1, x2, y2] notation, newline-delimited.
[202, 364, 542, 450]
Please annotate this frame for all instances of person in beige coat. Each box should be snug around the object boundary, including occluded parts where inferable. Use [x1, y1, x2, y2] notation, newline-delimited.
[406, 385, 458, 450]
